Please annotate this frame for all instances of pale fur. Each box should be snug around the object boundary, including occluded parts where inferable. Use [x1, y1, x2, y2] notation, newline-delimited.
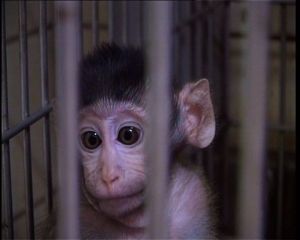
[39, 76, 215, 238]
[80, 163, 215, 239]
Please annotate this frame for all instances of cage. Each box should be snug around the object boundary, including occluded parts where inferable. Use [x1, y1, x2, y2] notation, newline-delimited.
[1, 0, 296, 239]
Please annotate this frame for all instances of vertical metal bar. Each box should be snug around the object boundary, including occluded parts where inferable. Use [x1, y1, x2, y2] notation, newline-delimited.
[193, 0, 205, 174]
[39, 1, 53, 214]
[144, 1, 173, 238]
[122, 1, 128, 44]
[237, 2, 270, 238]
[19, 2, 35, 238]
[276, 3, 287, 238]
[108, 1, 125, 45]
[108, 1, 113, 43]
[195, 1, 203, 78]
[219, 0, 231, 233]
[201, 0, 208, 78]
[1, 1, 14, 238]
[139, 1, 145, 48]
[92, 0, 99, 48]
[79, 1, 83, 57]
[127, 1, 142, 46]
[199, 1, 210, 179]
[55, 1, 81, 238]
[176, 1, 183, 85]
[206, 0, 214, 182]
[187, 1, 199, 163]
[180, 1, 191, 84]
[190, 1, 196, 80]
[173, 1, 179, 81]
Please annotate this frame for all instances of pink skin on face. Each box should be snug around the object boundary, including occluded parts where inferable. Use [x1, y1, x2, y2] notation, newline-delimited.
[79, 102, 147, 227]
[79, 79, 216, 238]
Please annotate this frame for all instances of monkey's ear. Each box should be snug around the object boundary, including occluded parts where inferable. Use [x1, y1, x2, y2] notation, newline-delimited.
[178, 79, 215, 148]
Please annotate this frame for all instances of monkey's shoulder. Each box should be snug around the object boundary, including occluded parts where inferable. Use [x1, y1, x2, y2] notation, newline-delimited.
[168, 156, 216, 239]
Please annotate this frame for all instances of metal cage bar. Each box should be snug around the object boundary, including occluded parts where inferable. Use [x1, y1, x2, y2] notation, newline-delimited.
[1, 1, 14, 238]
[55, 1, 82, 238]
[276, 3, 287, 238]
[19, 2, 35, 238]
[39, 1, 53, 214]
[79, 1, 83, 57]
[189, 1, 196, 80]
[175, 2, 183, 85]
[218, 1, 231, 235]
[126, 1, 143, 46]
[237, 2, 270, 238]
[108, 1, 126, 45]
[2, 105, 52, 143]
[194, 1, 203, 78]
[206, 0, 215, 182]
[173, 1, 180, 81]
[144, 1, 173, 238]
[92, 0, 99, 48]
[1, 1, 295, 238]
[178, 1, 191, 84]
[122, 1, 128, 45]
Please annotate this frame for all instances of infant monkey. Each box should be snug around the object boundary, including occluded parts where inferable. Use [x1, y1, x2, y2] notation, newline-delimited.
[79, 43, 216, 239]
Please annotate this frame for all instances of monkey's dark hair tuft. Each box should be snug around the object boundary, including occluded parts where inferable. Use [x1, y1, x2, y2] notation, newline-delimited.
[79, 43, 145, 108]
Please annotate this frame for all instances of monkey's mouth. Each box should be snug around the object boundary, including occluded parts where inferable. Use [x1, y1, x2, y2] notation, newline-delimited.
[98, 189, 145, 217]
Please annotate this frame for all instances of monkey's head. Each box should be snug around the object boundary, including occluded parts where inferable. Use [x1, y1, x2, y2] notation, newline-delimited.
[78, 43, 215, 227]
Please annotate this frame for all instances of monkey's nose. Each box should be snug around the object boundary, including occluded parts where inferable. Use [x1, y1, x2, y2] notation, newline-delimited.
[102, 175, 119, 185]
[100, 163, 123, 189]
[101, 169, 120, 189]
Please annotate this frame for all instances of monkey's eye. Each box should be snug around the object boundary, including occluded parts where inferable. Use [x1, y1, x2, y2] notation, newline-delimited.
[117, 126, 141, 145]
[81, 131, 102, 149]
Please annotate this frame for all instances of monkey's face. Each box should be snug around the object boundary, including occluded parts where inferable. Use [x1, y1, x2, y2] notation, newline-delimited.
[79, 101, 147, 219]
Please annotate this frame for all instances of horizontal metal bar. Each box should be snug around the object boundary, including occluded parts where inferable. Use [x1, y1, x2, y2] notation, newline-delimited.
[228, 120, 294, 133]
[230, 31, 295, 42]
[271, 0, 296, 4]
[6, 23, 53, 44]
[230, 0, 295, 4]
[83, 22, 107, 29]
[175, 24, 295, 44]
[1, 104, 53, 143]
[173, 2, 224, 34]
[6, 22, 108, 45]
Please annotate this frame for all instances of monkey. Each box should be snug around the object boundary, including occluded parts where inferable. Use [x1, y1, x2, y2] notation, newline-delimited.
[77, 43, 216, 239]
